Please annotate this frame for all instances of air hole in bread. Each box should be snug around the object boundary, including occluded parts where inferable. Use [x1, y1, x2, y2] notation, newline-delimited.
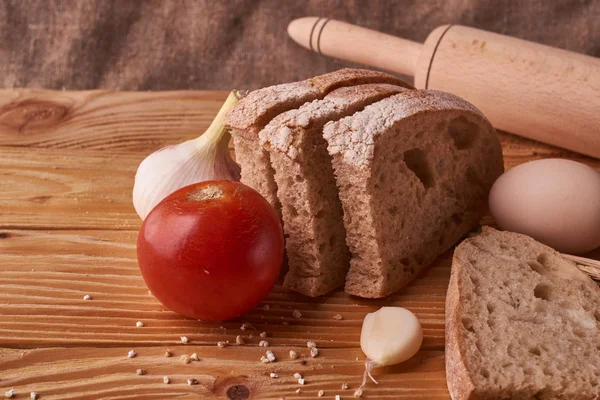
[466, 166, 485, 191]
[294, 174, 304, 182]
[448, 116, 479, 150]
[403, 148, 434, 189]
[400, 258, 410, 267]
[542, 367, 553, 376]
[480, 369, 490, 379]
[529, 347, 542, 356]
[318, 243, 326, 255]
[537, 253, 552, 269]
[574, 330, 585, 338]
[315, 209, 325, 219]
[462, 317, 475, 333]
[534, 284, 552, 301]
[528, 260, 547, 275]
[594, 311, 600, 324]
[388, 206, 399, 216]
[415, 254, 424, 264]
[286, 204, 298, 218]
[487, 303, 495, 314]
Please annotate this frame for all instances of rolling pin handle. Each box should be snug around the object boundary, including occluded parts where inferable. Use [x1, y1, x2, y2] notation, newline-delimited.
[288, 17, 422, 77]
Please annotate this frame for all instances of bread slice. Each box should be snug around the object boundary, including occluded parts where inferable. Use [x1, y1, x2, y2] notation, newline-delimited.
[225, 69, 413, 215]
[447, 227, 600, 400]
[260, 83, 412, 297]
[323, 90, 503, 298]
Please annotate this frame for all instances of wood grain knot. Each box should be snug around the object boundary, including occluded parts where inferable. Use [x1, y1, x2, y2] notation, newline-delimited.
[0, 100, 70, 134]
[226, 385, 250, 400]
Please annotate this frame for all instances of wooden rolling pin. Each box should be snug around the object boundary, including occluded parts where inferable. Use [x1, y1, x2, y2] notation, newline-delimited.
[288, 17, 600, 159]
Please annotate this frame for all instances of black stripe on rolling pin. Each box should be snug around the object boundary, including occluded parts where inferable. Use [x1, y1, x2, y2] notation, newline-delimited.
[425, 24, 454, 89]
[316, 18, 331, 55]
[309, 18, 322, 53]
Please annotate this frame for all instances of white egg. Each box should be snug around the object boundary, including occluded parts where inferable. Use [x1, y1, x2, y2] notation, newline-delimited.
[489, 158, 600, 254]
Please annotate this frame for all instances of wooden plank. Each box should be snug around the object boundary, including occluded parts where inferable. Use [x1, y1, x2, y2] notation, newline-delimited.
[0, 89, 227, 152]
[1, 140, 599, 231]
[0, 346, 449, 399]
[0, 229, 447, 349]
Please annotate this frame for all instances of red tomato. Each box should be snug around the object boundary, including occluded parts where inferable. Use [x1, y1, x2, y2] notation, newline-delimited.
[137, 180, 284, 321]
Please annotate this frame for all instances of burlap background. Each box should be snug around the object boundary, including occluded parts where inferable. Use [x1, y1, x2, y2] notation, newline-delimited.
[1, 0, 598, 90]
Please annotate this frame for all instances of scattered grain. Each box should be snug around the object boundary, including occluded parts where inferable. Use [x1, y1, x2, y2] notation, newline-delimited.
[332, 314, 343, 320]
[136, 321, 144, 328]
[190, 353, 199, 361]
[289, 350, 298, 359]
[164, 350, 172, 358]
[187, 378, 198, 386]
[263, 304, 270, 311]
[306, 341, 316, 348]
[270, 372, 279, 378]
[293, 372, 302, 379]
[4, 390, 13, 399]
[335, 395, 341, 400]
[240, 323, 254, 330]
[217, 341, 228, 348]
[296, 388, 301, 394]
[354, 389, 363, 398]
[136, 369, 146, 375]
[83, 294, 92, 300]
[236, 335, 245, 345]
[180, 336, 189, 344]
[342, 383, 349, 390]
[318, 390, 324, 397]
[298, 378, 305, 385]
[30, 393, 38, 400]
[259, 340, 269, 347]
[260, 332, 268, 338]
[266, 350, 276, 362]
[163, 376, 170, 384]
[260, 356, 270, 363]
[127, 350, 137, 358]
[181, 354, 191, 364]
[310, 347, 319, 358]
[293, 309, 302, 319]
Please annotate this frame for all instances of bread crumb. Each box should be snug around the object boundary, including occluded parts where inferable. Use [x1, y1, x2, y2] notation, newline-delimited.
[310, 347, 319, 358]
[136, 369, 146, 375]
[30, 393, 38, 400]
[289, 350, 298, 359]
[318, 390, 324, 397]
[293, 309, 302, 319]
[342, 383, 349, 390]
[164, 350, 172, 357]
[266, 350, 276, 362]
[163, 376, 170, 384]
[83, 294, 92, 300]
[190, 353, 199, 361]
[293, 372, 302, 379]
[217, 341, 228, 348]
[306, 341, 316, 348]
[180, 336, 189, 344]
[298, 378, 305, 385]
[127, 349, 137, 358]
[5, 389, 13, 399]
[187, 378, 198, 386]
[236, 335, 245, 345]
[260, 332, 268, 338]
[332, 314, 343, 320]
[354, 389, 362, 397]
[136, 321, 144, 327]
[181, 354, 191, 364]
[270, 372, 279, 378]
[259, 340, 269, 347]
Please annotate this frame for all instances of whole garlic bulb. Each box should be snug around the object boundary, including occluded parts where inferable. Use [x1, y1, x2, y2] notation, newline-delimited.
[133, 91, 241, 219]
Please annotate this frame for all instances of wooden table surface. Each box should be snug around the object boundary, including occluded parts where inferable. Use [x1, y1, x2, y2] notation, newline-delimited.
[1, 89, 599, 400]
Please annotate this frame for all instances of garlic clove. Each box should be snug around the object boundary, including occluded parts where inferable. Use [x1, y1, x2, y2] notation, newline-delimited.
[133, 91, 241, 220]
[360, 306, 423, 366]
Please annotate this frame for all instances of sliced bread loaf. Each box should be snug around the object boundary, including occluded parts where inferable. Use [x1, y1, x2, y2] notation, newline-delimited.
[260, 83, 412, 297]
[323, 90, 503, 298]
[225, 68, 413, 215]
[447, 227, 600, 400]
